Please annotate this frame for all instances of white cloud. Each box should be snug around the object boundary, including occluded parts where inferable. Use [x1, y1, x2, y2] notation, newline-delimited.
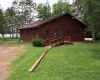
[0, 0, 73, 10]
[33, 0, 58, 5]
[0, 0, 12, 10]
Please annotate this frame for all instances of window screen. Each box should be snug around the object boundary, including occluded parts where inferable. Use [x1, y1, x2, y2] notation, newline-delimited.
[78, 30, 81, 37]
[67, 30, 70, 35]
[46, 29, 49, 36]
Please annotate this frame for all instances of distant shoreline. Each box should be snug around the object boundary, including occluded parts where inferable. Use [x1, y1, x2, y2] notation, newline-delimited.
[0, 34, 20, 37]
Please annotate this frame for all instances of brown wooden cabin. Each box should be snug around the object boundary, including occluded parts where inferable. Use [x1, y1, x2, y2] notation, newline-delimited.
[19, 13, 87, 42]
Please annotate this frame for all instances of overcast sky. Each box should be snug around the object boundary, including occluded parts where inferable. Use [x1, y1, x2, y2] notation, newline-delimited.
[0, 0, 73, 10]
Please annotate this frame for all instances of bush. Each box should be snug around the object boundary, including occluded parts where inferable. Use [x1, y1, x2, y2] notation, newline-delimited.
[31, 38, 44, 47]
[85, 29, 92, 38]
[95, 32, 100, 40]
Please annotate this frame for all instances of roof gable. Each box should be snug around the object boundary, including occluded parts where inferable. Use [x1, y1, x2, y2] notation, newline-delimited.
[19, 13, 87, 30]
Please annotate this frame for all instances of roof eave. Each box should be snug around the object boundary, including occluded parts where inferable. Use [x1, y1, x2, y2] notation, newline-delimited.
[18, 26, 39, 30]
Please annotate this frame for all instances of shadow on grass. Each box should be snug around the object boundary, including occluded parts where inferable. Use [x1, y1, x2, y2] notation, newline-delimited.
[91, 49, 100, 60]
[81, 41, 93, 44]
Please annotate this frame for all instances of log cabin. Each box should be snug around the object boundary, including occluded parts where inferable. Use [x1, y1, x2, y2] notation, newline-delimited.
[19, 13, 87, 42]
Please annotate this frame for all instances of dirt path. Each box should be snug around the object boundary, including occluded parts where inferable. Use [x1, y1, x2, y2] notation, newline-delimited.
[0, 45, 26, 80]
[45, 45, 51, 48]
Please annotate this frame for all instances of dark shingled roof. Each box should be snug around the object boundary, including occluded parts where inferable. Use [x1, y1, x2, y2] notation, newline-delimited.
[19, 13, 87, 30]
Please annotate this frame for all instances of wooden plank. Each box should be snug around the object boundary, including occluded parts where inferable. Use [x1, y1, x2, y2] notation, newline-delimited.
[29, 47, 52, 72]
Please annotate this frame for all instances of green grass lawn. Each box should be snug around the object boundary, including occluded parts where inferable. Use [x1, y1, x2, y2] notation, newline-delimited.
[0, 38, 22, 45]
[3, 38, 100, 80]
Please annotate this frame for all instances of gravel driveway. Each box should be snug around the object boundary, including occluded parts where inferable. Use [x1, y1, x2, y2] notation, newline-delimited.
[0, 45, 25, 80]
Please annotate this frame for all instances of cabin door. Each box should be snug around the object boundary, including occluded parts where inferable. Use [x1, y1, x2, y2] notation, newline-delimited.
[58, 29, 63, 37]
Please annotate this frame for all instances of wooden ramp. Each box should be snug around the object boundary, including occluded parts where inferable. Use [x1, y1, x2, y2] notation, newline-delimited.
[44, 36, 73, 47]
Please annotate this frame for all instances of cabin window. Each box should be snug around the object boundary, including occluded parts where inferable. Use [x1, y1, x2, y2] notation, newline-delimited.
[46, 29, 49, 36]
[78, 30, 81, 37]
[58, 29, 63, 37]
[67, 30, 70, 35]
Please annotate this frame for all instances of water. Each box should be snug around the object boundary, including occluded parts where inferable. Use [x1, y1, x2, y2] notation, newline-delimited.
[0, 34, 20, 37]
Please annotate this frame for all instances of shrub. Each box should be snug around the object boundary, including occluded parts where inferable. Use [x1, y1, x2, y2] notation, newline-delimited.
[95, 32, 100, 40]
[85, 29, 92, 38]
[31, 38, 44, 47]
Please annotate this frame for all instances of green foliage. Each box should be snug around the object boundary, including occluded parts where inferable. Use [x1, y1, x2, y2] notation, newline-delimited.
[73, 0, 100, 42]
[85, 29, 92, 38]
[1, 0, 37, 38]
[37, 1, 51, 20]
[97, 32, 100, 38]
[12, 0, 37, 27]
[0, 9, 7, 37]
[4, 7, 19, 38]
[95, 32, 100, 40]
[52, 0, 72, 17]
[31, 38, 44, 47]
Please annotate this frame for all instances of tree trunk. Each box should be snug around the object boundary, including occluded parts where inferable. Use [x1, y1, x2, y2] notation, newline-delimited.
[10, 33, 11, 38]
[11, 25, 14, 38]
[2, 34, 5, 38]
[92, 31, 95, 42]
[12, 30, 14, 38]
[16, 29, 18, 39]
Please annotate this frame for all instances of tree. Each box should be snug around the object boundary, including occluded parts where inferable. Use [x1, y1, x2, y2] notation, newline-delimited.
[2, 0, 37, 38]
[72, 0, 100, 42]
[0, 9, 6, 37]
[12, 0, 37, 27]
[52, 0, 72, 17]
[4, 7, 17, 38]
[37, 0, 51, 20]
[71, 0, 84, 20]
